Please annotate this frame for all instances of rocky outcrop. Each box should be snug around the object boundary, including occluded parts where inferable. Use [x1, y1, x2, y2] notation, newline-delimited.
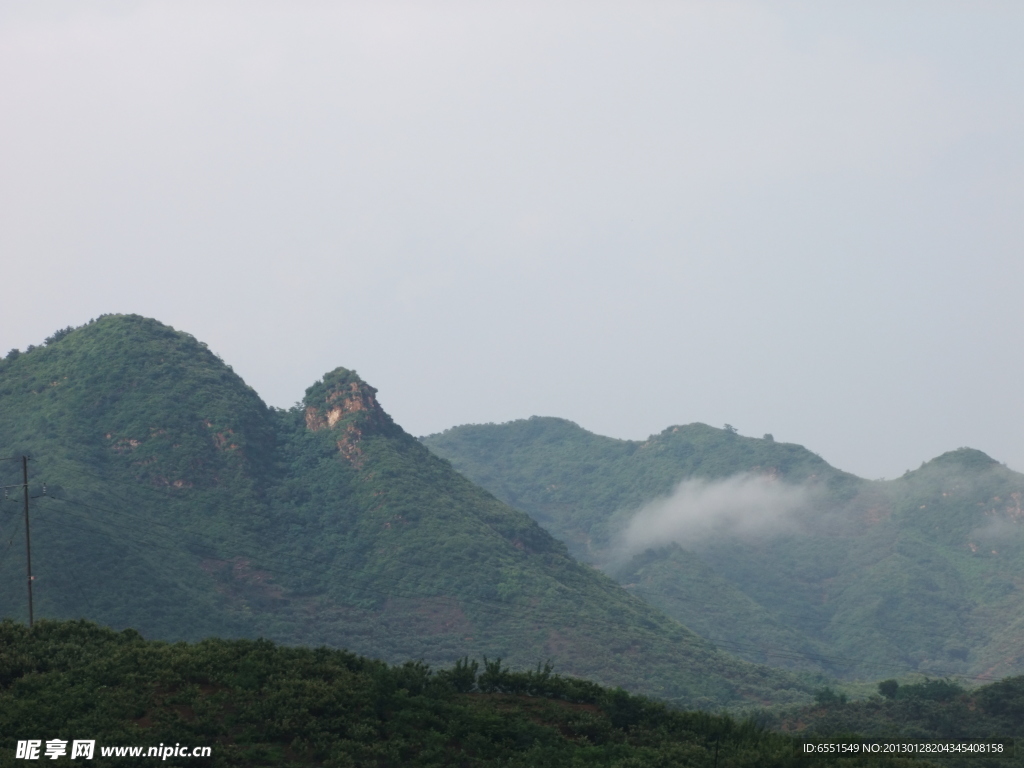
[303, 369, 392, 466]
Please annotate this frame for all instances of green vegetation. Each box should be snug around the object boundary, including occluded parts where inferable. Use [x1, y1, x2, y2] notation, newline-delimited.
[0, 619, 930, 768]
[422, 417, 859, 560]
[422, 419, 1024, 680]
[0, 315, 816, 708]
[769, 676, 1024, 767]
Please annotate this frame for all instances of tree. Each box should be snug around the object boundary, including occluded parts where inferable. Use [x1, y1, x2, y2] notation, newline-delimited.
[878, 680, 899, 699]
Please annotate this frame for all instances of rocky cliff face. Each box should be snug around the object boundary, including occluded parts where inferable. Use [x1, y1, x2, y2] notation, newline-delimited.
[304, 370, 384, 430]
[303, 368, 394, 465]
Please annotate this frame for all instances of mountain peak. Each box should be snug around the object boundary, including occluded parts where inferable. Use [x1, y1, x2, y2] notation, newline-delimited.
[301, 369, 394, 467]
[916, 447, 999, 474]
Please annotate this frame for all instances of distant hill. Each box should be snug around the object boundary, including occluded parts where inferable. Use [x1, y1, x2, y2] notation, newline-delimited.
[423, 418, 1024, 680]
[0, 315, 814, 708]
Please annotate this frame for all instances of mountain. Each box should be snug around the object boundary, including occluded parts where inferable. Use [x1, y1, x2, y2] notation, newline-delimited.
[422, 418, 1024, 680]
[0, 315, 814, 708]
[420, 417, 859, 561]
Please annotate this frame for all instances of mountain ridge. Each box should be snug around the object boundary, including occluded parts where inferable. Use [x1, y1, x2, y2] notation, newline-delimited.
[0, 314, 816, 708]
[422, 417, 1024, 680]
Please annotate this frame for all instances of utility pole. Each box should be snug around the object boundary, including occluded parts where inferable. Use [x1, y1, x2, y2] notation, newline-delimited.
[1, 455, 33, 627]
[22, 455, 33, 628]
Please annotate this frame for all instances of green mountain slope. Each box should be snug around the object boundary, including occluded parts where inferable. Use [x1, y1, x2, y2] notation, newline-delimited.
[0, 316, 275, 641]
[0, 315, 814, 708]
[419, 417, 859, 560]
[422, 418, 1024, 680]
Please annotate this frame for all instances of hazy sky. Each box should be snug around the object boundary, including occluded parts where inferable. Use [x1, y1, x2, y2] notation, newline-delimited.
[2, 1, 1022, 480]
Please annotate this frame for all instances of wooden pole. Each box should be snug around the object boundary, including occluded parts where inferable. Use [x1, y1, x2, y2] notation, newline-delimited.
[23, 455, 33, 628]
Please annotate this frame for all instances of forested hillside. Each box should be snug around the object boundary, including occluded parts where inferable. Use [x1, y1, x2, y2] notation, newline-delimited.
[0, 315, 814, 708]
[0, 620, 931, 768]
[423, 418, 1024, 681]
[770, 675, 1024, 768]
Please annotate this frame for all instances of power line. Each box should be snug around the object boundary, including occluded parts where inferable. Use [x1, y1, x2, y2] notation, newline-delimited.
[0, 516, 24, 570]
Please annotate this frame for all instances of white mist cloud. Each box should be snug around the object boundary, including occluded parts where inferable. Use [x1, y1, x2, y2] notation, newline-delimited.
[970, 516, 1023, 544]
[621, 473, 811, 554]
